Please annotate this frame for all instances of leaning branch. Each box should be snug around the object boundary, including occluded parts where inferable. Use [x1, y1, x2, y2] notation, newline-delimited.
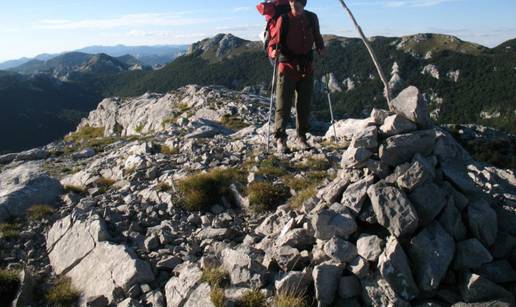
[337, 0, 392, 107]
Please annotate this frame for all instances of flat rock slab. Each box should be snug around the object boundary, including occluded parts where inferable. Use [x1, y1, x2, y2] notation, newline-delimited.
[0, 162, 62, 222]
[46, 215, 153, 304]
[380, 129, 437, 167]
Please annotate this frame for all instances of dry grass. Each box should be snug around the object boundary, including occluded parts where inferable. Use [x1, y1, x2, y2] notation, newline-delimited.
[155, 182, 173, 192]
[210, 287, 225, 307]
[95, 177, 116, 187]
[64, 185, 86, 194]
[239, 289, 266, 307]
[220, 114, 248, 131]
[178, 168, 244, 211]
[274, 289, 308, 307]
[255, 157, 290, 178]
[27, 204, 55, 221]
[295, 158, 331, 172]
[289, 186, 317, 209]
[64, 125, 104, 143]
[159, 144, 179, 155]
[0, 269, 20, 304]
[247, 182, 290, 213]
[201, 266, 229, 288]
[46, 277, 80, 306]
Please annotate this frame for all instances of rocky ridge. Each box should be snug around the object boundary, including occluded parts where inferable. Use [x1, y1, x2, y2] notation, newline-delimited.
[0, 85, 515, 306]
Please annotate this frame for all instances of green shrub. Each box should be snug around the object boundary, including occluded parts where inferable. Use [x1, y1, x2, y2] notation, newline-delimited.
[134, 123, 145, 134]
[239, 289, 266, 307]
[220, 114, 248, 131]
[178, 168, 244, 211]
[247, 182, 290, 213]
[0, 223, 21, 239]
[27, 205, 55, 221]
[0, 269, 20, 304]
[46, 277, 80, 306]
[202, 266, 229, 288]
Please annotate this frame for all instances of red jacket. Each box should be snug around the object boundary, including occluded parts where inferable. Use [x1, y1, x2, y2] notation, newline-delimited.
[275, 11, 325, 80]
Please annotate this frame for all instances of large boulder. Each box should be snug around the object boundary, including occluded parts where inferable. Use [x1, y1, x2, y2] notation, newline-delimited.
[367, 182, 419, 238]
[311, 209, 357, 240]
[357, 235, 385, 262]
[408, 223, 455, 291]
[378, 237, 419, 301]
[46, 215, 154, 304]
[313, 261, 343, 306]
[220, 246, 267, 288]
[0, 162, 62, 222]
[388, 86, 432, 128]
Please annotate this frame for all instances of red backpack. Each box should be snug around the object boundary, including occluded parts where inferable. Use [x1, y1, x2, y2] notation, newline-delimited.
[256, 0, 291, 59]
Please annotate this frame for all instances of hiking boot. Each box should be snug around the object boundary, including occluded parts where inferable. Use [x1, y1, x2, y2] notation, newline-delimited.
[295, 136, 311, 151]
[276, 138, 290, 154]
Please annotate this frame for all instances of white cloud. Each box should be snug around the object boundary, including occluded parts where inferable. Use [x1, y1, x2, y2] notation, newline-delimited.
[37, 12, 211, 30]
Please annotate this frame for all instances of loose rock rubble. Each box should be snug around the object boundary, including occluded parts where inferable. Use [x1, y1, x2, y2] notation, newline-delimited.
[0, 84, 515, 306]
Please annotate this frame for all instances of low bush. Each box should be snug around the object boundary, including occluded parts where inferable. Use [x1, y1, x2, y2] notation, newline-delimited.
[178, 168, 244, 211]
[247, 182, 290, 213]
[0, 223, 21, 239]
[239, 289, 266, 307]
[46, 277, 80, 306]
[27, 204, 55, 221]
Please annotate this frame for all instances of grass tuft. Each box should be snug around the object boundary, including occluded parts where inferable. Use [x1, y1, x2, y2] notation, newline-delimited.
[46, 277, 80, 306]
[220, 114, 248, 131]
[210, 287, 225, 307]
[239, 289, 266, 307]
[159, 144, 179, 155]
[178, 168, 244, 211]
[0, 223, 21, 239]
[202, 266, 229, 288]
[64, 185, 86, 194]
[247, 182, 290, 213]
[0, 269, 20, 304]
[27, 204, 55, 221]
[289, 186, 317, 209]
[64, 125, 104, 143]
[274, 289, 308, 307]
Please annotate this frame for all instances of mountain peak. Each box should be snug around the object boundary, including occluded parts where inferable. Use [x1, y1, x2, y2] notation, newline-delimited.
[396, 33, 488, 57]
[186, 33, 255, 61]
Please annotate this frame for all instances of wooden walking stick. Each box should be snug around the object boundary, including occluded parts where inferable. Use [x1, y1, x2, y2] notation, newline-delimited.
[336, 0, 393, 109]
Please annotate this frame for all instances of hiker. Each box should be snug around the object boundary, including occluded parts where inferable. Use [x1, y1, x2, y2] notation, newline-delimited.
[273, 0, 325, 153]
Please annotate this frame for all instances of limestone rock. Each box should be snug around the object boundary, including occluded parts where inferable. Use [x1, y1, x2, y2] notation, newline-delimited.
[367, 182, 419, 238]
[357, 235, 385, 262]
[467, 199, 497, 247]
[313, 261, 343, 306]
[164, 262, 203, 307]
[408, 182, 447, 226]
[311, 209, 357, 240]
[454, 239, 493, 270]
[341, 175, 375, 215]
[323, 237, 357, 263]
[378, 237, 419, 301]
[338, 275, 361, 299]
[380, 115, 417, 137]
[408, 223, 455, 291]
[388, 86, 432, 128]
[0, 162, 62, 222]
[460, 273, 514, 304]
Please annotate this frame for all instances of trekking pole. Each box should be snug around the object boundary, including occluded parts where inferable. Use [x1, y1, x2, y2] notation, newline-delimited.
[325, 80, 338, 142]
[336, 0, 392, 109]
[266, 52, 280, 154]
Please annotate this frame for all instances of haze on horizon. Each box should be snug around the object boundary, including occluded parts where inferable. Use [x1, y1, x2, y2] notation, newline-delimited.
[0, 0, 515, 62]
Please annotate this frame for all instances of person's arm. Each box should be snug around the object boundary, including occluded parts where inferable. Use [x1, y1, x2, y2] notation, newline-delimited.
[313, 14, 325, 53]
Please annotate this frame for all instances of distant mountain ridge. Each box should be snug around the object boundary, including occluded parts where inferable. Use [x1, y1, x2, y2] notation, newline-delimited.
[0, 44, 188, 70]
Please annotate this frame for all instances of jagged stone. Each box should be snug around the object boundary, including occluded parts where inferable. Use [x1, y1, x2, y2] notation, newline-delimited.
[275, 228, 315, 251]
[380, 114, 417, 136]
[408, 223, 455, 291]
[164, 262, 203, 307]
[367, 182, 419, 238]
[0, 162, 62, 222]
[221, 246, 266, 287]
[474, 260, 516, 284]
[454, 239, 493, 270]
[341, 175, 375, 215]
[350, 126, 378, 149]
[311, 209, 357, 240]
[460, 273, 514, 304]
[313, 261, 343, 306]
[361, 272, 411, 307]
[397, 155, 435, 191]
[438, 198, 467, 241]
[317, 176, 350, 204]
[348, 256, 370, 278]
[380, 129, 437, 166]
[408, 182, 447, 226]
[183, 283, 215, 307]
[371, 108, 390, 126]
[378, 237, 419, 301]
[323, 237, 357, 263]
[341, 145, 373, 168]
[388, 86, 432, 128]
[274, 271, 312, 294]
[325, 118, 374, 141]
[467, 199, 497, 247]
[357, 235, 385, 262]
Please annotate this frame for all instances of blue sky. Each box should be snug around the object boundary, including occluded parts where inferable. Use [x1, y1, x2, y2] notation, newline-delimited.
[0, 0, 515, 61]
